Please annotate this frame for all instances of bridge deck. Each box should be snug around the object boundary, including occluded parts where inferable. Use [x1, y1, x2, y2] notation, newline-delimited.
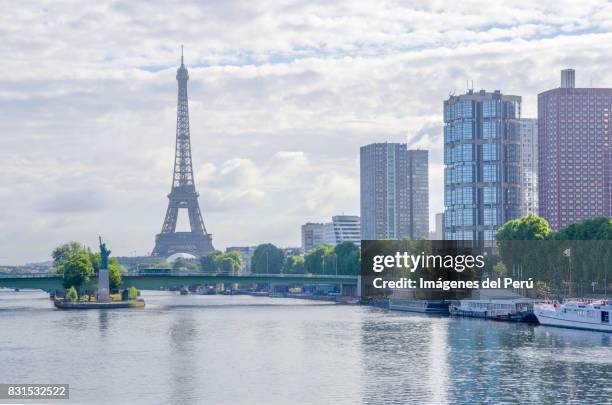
[0, 273, 358, 291]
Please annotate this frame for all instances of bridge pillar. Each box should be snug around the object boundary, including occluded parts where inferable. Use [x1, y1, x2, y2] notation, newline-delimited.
[340, 284, 358, 297]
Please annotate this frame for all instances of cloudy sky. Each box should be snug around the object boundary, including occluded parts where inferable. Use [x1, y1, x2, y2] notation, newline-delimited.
[1, 1, 612, 264]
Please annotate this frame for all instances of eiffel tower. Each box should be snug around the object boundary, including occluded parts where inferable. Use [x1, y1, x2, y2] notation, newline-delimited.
[152, 47, 214, 258]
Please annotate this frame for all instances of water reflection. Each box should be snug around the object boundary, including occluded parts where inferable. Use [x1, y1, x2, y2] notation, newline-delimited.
[446, 318, 611, 405]
[168, 313, 198, 403]
[428, 319, 449, 405]
[0, 291, 610, 405]
[98, 310, 109, 337]
[534, 325, 611, 347]
[361, 313, 446, 404]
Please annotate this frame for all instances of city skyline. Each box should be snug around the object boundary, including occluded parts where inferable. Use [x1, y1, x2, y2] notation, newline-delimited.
[2, 1, 612, 263]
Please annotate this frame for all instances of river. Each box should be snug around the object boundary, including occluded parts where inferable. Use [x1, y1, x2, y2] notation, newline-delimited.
[0, 290, 610, 404]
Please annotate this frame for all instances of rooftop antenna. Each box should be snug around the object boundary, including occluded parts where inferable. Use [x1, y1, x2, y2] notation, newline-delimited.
[466, 80, 474, 92]
[181, 44, 184, 65]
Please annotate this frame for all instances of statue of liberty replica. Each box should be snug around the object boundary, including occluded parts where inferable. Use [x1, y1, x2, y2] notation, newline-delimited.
[98, 236, 111, 302]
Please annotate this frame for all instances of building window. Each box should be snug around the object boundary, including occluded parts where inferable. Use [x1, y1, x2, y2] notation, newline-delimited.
[507, 122, 520, 139]
[483, 186, 497, 204]
[483, 164, 498, 182]
[459, 100, 474, 119]
[462, 187, 474, 205]
[482, 143, 498, 161]
[483, 100, 497, 118]
[483, 208, 498, 226]
[506, 144, 520, 161]
[460, 144, 474, 162]
[506, 188, 520, 205]
[483, 120, 498, 139]
[457, 230, 473, 240]
[505, 166, 520, 183]
[462, 121, 474, 139]
[453, 164, 474, 183]
[457, 208, 474, 226]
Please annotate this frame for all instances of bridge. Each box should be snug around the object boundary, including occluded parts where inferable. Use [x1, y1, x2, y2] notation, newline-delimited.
[0, 272, 359, 294]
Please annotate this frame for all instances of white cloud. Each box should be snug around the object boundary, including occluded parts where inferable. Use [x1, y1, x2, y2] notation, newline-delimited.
[1, 1, 612, 263]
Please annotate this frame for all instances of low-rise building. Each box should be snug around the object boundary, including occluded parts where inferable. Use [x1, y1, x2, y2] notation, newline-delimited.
[324, 215, 361, 247]
[301, 222, 326, 252]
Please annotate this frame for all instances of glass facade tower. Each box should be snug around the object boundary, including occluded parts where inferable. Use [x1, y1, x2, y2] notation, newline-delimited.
[443, 90, 522, 241]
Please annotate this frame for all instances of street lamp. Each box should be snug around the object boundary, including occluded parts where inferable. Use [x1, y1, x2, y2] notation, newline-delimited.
[322, 255, 325, 275]
[334, 253, 338, 276]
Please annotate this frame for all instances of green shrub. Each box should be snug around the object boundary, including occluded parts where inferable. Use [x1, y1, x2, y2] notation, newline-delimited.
[128, 286, 138, 300]
[67, 286, 78, 302]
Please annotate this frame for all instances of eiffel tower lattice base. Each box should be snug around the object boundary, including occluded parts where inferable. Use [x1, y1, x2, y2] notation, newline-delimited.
[151, 48, 214, 258]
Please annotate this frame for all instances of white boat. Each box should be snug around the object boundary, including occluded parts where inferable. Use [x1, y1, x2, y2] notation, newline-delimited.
[534, 300, 612, 332]
[449, 299, 537, 322]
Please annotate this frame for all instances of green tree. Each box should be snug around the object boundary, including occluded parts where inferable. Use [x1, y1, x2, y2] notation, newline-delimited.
[496, 213, 553, 241]
[495, 215, 612, 290]
[493, 261, 508, 277]
[334, 242, 360, 275]
[496, 214, 554, 282]
[67, 286, 78, 302]
[216, 252, 242, 274]
[284, 256, 305, 274]
[62, 251, 94, 290]
[200, 251, 243, 273]
[251, 244, 285, 274]
[108, 259, 123, 292]
[52, 242, 86, 273]
[173, 257, 188, 272]
[201, 251, 223, 272]
[555, 217, 612, 240]
[554, 218, 612, 286]
[304, 245, 335, 275]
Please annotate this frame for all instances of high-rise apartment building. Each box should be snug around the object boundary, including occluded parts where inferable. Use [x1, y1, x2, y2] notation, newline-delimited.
[520, 118, 538, 216]
[360, 143, 429, 240]
[301, 222, 326, 252]
[443, 90, 522, 241]
[538, 69, 612, 230]
[409, 150, 430, 239]
[324, 215, 361, 246]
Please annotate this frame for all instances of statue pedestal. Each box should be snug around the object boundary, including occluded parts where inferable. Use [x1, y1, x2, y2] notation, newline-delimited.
[98, 268, 110, 302]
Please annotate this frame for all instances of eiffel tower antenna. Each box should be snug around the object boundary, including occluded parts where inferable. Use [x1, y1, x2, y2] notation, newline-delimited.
[152, 48, 214, 258]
